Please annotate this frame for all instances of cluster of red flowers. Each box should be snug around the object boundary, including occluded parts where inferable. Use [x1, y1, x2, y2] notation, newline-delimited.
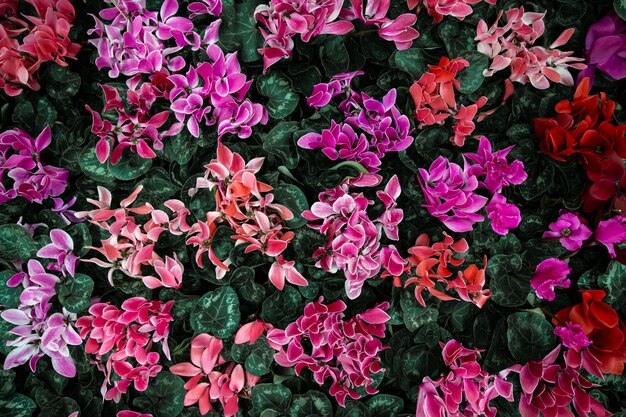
[555, 290, 626, 375]
[409, 57, 488, 146]
[382, 232, 491, 308]
[535, 78, 626, 213]
[0, 0, 81, 96]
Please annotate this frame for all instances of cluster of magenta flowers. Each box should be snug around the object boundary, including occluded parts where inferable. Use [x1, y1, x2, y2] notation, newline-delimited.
[299, 71, 414, 173]
[0, 126, 69, 204]
[418, 136, 528, 233]
[303, 174, 402, 299]
[89, 0, 266, 154]
[170, 333, 261, 417]
[266, 298, 390, 406]
[2, 229, 81, 378]
[417, 340, 515, 417]
[76, 297, 174, 401]
[255, 0, 418, 71]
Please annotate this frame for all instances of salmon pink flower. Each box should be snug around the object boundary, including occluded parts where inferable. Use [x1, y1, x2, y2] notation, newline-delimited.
[268, 256, 308, 290]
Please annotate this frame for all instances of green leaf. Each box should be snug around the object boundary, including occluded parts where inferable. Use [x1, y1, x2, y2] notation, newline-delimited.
[272, 183, 309, 228]
[0, 393, 37, 417]
[13, 98, 57, 133]
[262, 286, 302, 328]
[210, 226, 235, 260]
[365, 394, 403, 417]
[336, 401, 370, 417]
[507, 312, 557, 363]
[456, 51, 488, 94]
[44, 66, 81, 100]
[0, 224, 31, 260]
[78, 145, 114, 183]
[38, 397, 79, 417]
[320, 37, 349, 76]
[288, 391, 333, 417]
[403, 306, 438, 332]
[219, 0, 263, 62]
[244, 336, 275, 376]
[391, 48, 427, 79]
[487, 254, 530, 307]
[190, 286, 240, 338]
[263, 122, 300, 170]
[257, 73, 300, 120]
[250, 384, 292, 417]
[139, 372, 186, 417]
[616, 0, 626, 20]
[109, 153, 153, 181]
[597, 261, 626, 312]
[56, 273, 94, 313]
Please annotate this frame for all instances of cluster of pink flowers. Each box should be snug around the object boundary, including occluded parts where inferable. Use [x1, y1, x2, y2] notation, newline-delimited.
[418, 136, 527, 234]
[76, 297, 174, 401]
[2, 230, 81, 378]
[476, 7, 586, 90]
[410, 57, 488, 146]
[0, 0, 81, 96]
[267, 298, 389, 406]
[510, 339, 610, 417]
[189, 143, 307, 290]
[255, 0, 418, 71]
[303, 174, 402, 299]
[170, 333, 260, 416]
[407, 0, 496, 24]
[77, 185, 190, 289]
[299, 71, 414, 173]
[0, 126, 69, 205]
[416, 340, 515, 417]
[383, 232, 491, 307]
[86, 75, 184, 164]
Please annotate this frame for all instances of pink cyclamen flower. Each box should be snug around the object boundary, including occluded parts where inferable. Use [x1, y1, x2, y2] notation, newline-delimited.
[417, 156, 487, 233]
[409, 0, 497, 24]
[530, 258, 571, 301]
[485, 193, 522, 236]
[554, 322, 593, 352]
[268, 256, 308, 290]
[234, 320, 274, 345]
[36, 229, 78, 277]
[543, 211, 592, 251]
[594, 215, 626, 258]
[117, 412, 153, 417]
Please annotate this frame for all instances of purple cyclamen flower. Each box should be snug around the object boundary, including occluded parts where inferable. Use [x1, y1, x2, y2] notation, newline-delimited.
[417, 156, 488, 233]
[307, 80, 342, 108]
[594, 215, 626, 258]
[543, 211, 592, 251]
[485, 193, 522, 236]
[37, 229, 78, 277]
[188, 0, 223, 18]
[578, 12, 626, 85]
[530, 258, 571, 301]
[465, 136, 528, 194]
[554, 322, 592, 352]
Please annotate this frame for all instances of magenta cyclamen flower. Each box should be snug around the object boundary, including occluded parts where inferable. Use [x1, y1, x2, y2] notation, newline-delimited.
[416, 340, 514, 417]
[594, 215, 626, 258]
[554, 322, 592, 352]
[578, 12, 626, 84]
[0, 126, 69, 204]
[485, 193, 522, 236]
[418, 156, 487, 233]
[543, 211, 592, 251]
[465, 136, 528, 194]
[267, 298, 390, 406]
[530, 258, 571, 301]
[76, 298, 174, 401]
